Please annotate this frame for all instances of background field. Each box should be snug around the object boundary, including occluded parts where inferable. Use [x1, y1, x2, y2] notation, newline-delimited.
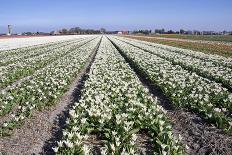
[125, 35, 232, 57]
[147, 34, 232, 42]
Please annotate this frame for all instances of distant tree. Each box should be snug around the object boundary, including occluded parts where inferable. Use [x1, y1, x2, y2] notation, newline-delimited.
[54, 27, 103, 35]
[132, 29, 151, 35]
[161, 28, 165, 34]
[167, 30, 175, 34]
[50, 31, 55, 35]
[22, 32, 33, 35]
[155, 29, 160, 34]
[61, 28, 68, 34]
[69, 28, 75, 34]
[155, 29, 165, 34]
[100, 28, 106, 34]
[74, 27, 81, 34]
[180, 29, 185, 34]
[69, 27, 81, 34]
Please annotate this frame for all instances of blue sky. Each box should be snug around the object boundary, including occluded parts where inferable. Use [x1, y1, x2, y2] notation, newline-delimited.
[0, 0, 231, 33]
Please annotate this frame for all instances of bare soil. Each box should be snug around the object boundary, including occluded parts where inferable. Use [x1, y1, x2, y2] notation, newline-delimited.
[146, 82, 232, 155]
[136, 133, 154, 155]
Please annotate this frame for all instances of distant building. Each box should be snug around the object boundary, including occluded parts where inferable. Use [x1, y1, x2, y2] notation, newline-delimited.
[186, 30, 193, 35]
[222, 31, 231, 35]
[122, 31, 129, 35]
[118, 31, 129, 35]
[202, 31, 215, 35]
[193, 30, 201, 35]
[7, 25, 12, 35]
[155, 29, 165, 34]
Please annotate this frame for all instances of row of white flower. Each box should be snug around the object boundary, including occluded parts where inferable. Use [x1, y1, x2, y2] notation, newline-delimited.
[109, 36, 232, 132]
[0, 37, 101, 136]
[55, 36, 183, 154]
[0, 35, 89, 51]
[120, 36, 232, 69]
[0, 37, 84, 66]
[115, 37, 232, 89]
[0, 41, 58, 62]
[0, 37, 95, 89]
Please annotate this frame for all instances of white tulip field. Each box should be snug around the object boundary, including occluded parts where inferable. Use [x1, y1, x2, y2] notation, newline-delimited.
[0, 35, 232, 154]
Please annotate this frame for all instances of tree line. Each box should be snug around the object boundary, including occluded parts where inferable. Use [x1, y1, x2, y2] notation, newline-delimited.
[51, 27, 106, 35]
[132, 29, 232, 35]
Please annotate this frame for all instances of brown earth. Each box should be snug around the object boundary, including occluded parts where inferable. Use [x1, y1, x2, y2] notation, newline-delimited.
[124, 35, 232, 57]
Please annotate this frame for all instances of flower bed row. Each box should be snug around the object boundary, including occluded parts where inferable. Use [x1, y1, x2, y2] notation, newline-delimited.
[0, 35, 86, 58]
[0, 37, 101, 136]
[109, 36, 232, 132]
[55, 37, 183, 155]
[0, 38, 82, 66]
[0, 37, 96, 89]
[120, 37, 232, 69]
[115, 37, 232, 89]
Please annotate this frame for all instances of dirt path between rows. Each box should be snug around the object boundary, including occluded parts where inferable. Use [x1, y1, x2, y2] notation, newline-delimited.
[145, 83, 232, 155]
[0, 38, 101, 155]
[109, 37, 232, 155]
